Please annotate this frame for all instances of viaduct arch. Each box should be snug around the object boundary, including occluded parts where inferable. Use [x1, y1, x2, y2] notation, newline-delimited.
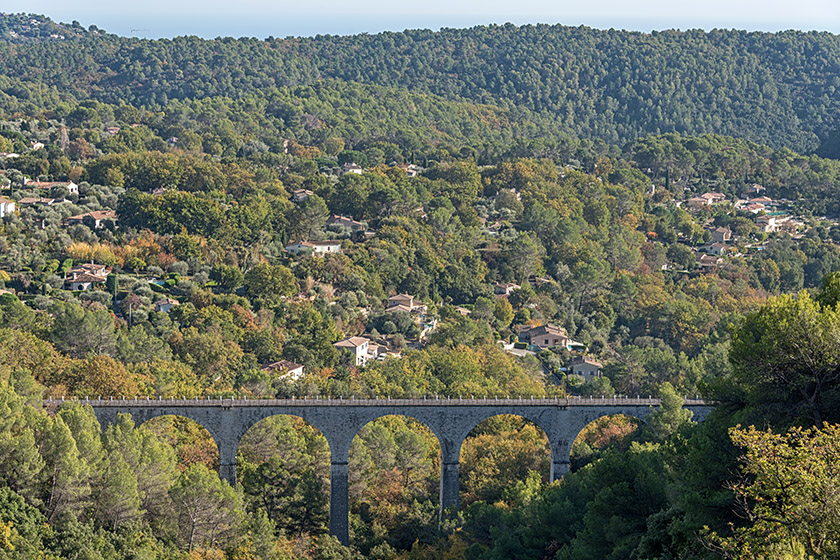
[76, 396, 712, 546]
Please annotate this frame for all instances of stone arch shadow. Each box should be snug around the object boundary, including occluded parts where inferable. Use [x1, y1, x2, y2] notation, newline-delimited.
[345, 413, 444, 544]
[92, 407, 226, 477]
[229, 412, 334, 470]
[553, 405, 662, 477]
[346, 412, 445, 472]
[235, 412, 335, 536]
[457, 412, 554, 506]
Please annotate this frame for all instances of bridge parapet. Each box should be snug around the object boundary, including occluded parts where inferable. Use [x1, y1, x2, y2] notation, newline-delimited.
[48, 396, 710, 407]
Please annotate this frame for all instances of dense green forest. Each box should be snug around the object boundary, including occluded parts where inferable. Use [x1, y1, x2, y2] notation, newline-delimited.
[1, 15, 840, 155]
[2, 11, 840, 560]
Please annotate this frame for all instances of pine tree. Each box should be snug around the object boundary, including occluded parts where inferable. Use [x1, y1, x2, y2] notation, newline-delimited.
[95, 452, 141, 529]
[40, 415, 91, 522]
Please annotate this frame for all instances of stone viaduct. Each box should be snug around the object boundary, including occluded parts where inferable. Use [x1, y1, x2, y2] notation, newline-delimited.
[74, 396, 712, 545]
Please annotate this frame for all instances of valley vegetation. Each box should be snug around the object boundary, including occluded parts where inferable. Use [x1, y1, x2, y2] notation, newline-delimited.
[1, 13, 840, 559]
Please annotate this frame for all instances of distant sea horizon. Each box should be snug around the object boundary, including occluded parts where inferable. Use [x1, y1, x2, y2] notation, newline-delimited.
[21, 12, 840, 39]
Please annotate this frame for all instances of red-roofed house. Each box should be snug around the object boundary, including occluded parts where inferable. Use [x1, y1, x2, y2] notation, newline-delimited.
[327, 214, 367, 233]
[520, 324, 582, 351]
[334, 336, 372, 366]
[67, 210, 118, 229]
[18, 197, 58, 206]
[26, 180, 78, 194]
[568, 357, 603, 378]
[261, 360, 305, 380]
[66, 272, 108, 291]
[387, 294, 426, 314]
[494, 282, 520, 296]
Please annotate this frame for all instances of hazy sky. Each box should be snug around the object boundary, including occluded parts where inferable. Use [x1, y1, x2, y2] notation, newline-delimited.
[4, 0, 839, 38]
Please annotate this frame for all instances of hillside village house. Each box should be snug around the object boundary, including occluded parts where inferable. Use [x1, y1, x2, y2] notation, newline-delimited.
[0, 197, 14, 218]
[367, 341, 395, 361]
[67, 210, 118, 229]
[65, 266, 109, 291]
[386, 303, 415, 314]
[698, 254, 723, 269]
[18, 197, 59, 206]
[528, 275, 552, 290]
[702, 242, 731, 257]
[261, 360, 305, 380]
[334, 336, 373, 366]
[568, 357, 602, 379]
[701, 192, 726, 204]
[327, 214, 367, 234]
[285, 240, 342, 255]
[25, 180, 78, 194]
[292, 189, 313, 202]
[397, 164, 420, 177]
[755, 214, 796, 234]
[755, 215, 778, 232]
[154, 298, 180, 313]
[749, 196, 773, 206]
[686, 192, 726, 209]
[494, 282, 520, 296]
[386, 294, 436, 336]
[68, 263, 110, 276]
[520, 324, 582, 351]
[685, 197, 709, 209]
[387, 294, 427, 313]
[711, 227, 732, 243]
[341, 163, 363, 175]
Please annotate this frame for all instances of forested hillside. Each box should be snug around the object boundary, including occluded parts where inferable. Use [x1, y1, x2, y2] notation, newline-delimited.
[1, 16, 840, 154]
